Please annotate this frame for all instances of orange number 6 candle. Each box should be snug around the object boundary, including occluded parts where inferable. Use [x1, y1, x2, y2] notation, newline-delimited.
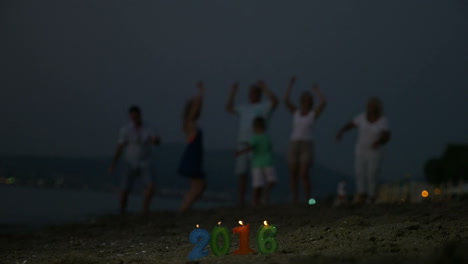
[232, 221, 255, 255]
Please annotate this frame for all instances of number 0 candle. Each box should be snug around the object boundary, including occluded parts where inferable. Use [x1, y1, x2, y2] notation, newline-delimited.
[232, 221, 255, 255]
[210, 221, 231, 256]
[188, 224, 210, 260]
[257, 220, 278, 254]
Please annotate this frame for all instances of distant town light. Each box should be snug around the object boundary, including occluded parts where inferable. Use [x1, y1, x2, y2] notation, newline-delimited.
[421, 190, 429, 198]
[6, 177, 15, 185]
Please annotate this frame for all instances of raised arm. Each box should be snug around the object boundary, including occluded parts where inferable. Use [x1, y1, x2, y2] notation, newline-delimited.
[336, 122, 356, 142]
[312, 84, 327, 119]
[225, 82, 239, 114]
[284, 76, 298, 114]
[187, 81, 205, 122]
[258, 80, 279, 111]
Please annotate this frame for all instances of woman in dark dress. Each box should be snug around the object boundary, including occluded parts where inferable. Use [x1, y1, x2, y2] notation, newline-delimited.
[178, 81, 206, 212]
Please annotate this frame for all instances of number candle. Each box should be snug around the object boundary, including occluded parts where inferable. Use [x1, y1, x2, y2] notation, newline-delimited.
[257, 220, 278, 254]
[232, 220, 255, 255]
[188, 224, 210, 260]
[210, 221, 231, 256]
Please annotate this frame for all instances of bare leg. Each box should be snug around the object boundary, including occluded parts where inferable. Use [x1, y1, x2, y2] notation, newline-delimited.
[252, 187, 262, 207]
[120, 190, 129, 215]
[264, 181, 276, 205]
[238, 173, 248, 207]
[288, 163, 299, 203]
[360, 193, 368, 203]
[366, 153, 382, 203]
[354, 153, 367, 204]
[299, 162, 311, 201]
[179, 179, 206, 213]
[142, 183, 155, 214]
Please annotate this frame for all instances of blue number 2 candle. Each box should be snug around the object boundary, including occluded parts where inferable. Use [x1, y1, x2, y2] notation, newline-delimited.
[188, 224, 210, 260]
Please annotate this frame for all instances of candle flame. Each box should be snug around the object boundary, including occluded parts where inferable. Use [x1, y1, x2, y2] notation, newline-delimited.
[196, 224, 200, 228]
[238, 220, 244, 226]
[218, 221, 222, 225]
[263, 220, 269, 226]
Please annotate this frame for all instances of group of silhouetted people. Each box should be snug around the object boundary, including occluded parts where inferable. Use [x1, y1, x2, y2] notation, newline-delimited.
[109, 77, 391, 214]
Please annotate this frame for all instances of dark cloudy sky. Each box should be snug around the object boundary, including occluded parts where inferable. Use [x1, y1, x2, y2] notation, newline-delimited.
[1, 0, 467, 180]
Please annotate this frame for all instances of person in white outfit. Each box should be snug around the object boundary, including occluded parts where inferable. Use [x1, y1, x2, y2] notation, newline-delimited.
[226, 80, 279, 207]
[284, 76, 327, 202]
[109, 106, 161, 214]
[336, 97, 391, 203]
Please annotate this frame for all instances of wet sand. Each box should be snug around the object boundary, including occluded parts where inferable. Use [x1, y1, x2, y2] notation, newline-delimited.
[1, 201, 468, 264]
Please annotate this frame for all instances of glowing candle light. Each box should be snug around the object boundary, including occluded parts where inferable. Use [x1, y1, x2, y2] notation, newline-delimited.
[188, 224, 210, 260]
[232, 221, 255, 255]
[210, 221, 231, 256]
[257, 220, 278, 254]
[6, 177, 15, 185]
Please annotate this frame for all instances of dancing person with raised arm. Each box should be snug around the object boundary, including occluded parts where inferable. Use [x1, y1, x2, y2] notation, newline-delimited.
[336, 97, 391, 204]
[284, 76, 327, 203]
[178, 82, 206, 212]
[109, 106, 161, 215]
[226, 80, 278, 207]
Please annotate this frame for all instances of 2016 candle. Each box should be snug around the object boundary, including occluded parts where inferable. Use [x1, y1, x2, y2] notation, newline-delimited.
[188, 224, 210, 260]
[232, 221, 255, 255]
[257, 220, 278, 254]
[210, 221, 231, 256]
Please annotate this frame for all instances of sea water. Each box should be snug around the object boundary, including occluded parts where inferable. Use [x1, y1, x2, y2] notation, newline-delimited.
[0, 186, 230, 232]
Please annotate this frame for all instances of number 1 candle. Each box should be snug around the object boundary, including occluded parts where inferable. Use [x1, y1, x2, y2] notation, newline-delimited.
[257, 220, 278, 254]
[232, 221, 255, 255]
[188, 224, 210, 260]
[210, 221, 231, 256]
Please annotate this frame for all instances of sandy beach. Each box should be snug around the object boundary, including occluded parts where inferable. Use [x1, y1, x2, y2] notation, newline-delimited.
[1, 201, 468, 264]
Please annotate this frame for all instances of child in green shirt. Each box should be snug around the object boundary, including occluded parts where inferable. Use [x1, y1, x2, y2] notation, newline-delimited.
[236, 117, 277, 206]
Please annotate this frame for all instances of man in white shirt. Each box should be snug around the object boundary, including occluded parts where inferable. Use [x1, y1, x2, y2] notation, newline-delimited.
[336, 97, 391, 204]
[109, 105, 161, 214]
[226, 80, 278, 206]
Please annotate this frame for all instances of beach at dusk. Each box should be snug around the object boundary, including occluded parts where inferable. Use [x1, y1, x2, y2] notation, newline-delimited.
[2, 201, 468, 264]
[1, 0, 467, 263]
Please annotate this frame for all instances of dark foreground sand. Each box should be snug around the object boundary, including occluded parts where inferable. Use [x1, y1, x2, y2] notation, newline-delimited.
[1, 202, 468, 264]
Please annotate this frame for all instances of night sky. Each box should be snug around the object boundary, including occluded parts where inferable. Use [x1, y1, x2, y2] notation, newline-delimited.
[1, 0, 467, 181]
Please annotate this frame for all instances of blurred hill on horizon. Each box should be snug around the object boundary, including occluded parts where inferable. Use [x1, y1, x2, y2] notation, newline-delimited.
[0, 143, 359, 201]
